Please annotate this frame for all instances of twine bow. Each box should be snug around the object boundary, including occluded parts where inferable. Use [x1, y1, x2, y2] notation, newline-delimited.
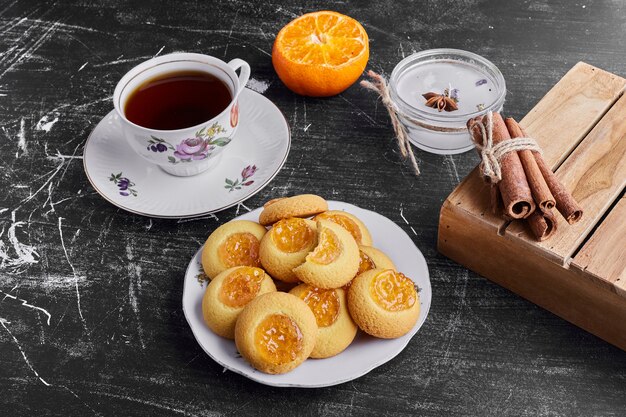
[360, 70, 420, 175]
[471, 111, 543, 183]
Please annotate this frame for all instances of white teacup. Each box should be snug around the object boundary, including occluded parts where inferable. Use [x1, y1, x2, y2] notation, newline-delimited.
[113, 52, 250, 176]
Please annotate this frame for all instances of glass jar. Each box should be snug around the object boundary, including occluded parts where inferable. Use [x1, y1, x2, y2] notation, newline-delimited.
[389, 49, 506, 155]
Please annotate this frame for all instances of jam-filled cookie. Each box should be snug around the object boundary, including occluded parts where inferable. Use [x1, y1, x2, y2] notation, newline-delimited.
[293, 220, 359, 289]
[356, 246, 396, 275]
[202, 266, 276, 339]
[348, 269, 420, 339]
[258, 194, 328, 226]
[344, 245, 397, 289]
[314, 210, 373, 246]
[289, 284, 357, 359]
[202, 220, 267, 280]
[235, 292, 317, 374]
[259, 218, 317, 283]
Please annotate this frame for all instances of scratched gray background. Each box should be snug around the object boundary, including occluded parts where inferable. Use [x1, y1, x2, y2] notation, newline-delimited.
[1, 0, 625, 416]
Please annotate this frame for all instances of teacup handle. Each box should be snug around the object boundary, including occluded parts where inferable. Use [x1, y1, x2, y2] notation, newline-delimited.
[227, 58, 251, 98]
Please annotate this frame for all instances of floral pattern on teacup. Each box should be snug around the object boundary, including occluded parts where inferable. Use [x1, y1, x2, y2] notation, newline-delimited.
[224, 164, 257, 192]
[174, 137, 214, 161]
[109, 172, 137, 197]
[230, 102, 239, 128]
[146, 122, 232, 164]
[146, 138, 169, 153]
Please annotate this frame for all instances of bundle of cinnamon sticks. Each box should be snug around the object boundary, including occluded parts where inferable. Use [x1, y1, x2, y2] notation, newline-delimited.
[467, 113, 583, 241]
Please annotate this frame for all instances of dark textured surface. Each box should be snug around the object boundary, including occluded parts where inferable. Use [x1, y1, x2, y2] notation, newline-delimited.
[1, 0, 625, 416]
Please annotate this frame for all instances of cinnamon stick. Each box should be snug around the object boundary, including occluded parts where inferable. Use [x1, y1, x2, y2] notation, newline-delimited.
[504, 118, 555, 211]
[468, 113, 536, 219]
[527, 208, 558, 241]
[518, 126, 584, 224]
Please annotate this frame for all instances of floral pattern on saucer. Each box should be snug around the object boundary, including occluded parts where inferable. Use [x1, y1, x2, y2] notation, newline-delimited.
[109, 172, 137, 197]
[225, 164, 257, 192]
[146, 122, 232, 164]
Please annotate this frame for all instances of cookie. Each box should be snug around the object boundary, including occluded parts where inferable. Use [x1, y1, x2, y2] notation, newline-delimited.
[235, 292, 317, 374]
[314, 210, 373, 246]
[356, 245, 396, 275]
[289, 284, 357, 359]
[347, 269, 420, 339]
[259, 218, 317, 283]
[202, 220, 267, 280]
[258, 194, 328, 226]
[202, 266, 276, 339]
[344, 245, 397, 289]
[293, 220, 360, 289]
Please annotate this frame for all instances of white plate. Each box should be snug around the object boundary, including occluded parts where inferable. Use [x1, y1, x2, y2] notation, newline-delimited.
[182, 201, 432, 388]
[83, 89, 290, 218]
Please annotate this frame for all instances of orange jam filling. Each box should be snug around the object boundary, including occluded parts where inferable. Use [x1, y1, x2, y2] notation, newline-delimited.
[218, 267, 265, 308]
[218, 232, 260, 268]
[369, 270, 416, 312]
[357, 250, 376, 275]
[255, 314, 303, 365]
[308, 228, 341, 265]
[315, 213, 363, 243]
[271, 218, 315, 253]
[299, 287, 340, 327]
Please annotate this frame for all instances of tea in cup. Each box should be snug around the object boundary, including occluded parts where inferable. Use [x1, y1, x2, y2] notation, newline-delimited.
[113, 52, 250, 176]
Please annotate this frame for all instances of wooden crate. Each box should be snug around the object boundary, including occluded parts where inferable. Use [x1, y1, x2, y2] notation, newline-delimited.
[438, 62, 626, 350]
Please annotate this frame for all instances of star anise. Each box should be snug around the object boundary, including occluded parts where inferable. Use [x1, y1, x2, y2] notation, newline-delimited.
[422, 91, 459, 112]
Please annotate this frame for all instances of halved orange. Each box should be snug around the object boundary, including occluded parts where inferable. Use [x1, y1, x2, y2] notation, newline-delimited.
[272, 11, 369, 97]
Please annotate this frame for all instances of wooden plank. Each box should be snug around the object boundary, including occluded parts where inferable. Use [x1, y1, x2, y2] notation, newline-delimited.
[507, 93, 626, 264]
[617, 280, 626, 298]
[520, 62, 626, 168]
[438, 199, 626, 351]
[571, 196, 626, 294]
[445, 63, 626, 235]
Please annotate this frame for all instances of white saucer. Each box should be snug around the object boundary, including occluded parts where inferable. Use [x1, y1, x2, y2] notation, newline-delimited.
[83, 89, 290, 218]
[182, 201, 432, 388]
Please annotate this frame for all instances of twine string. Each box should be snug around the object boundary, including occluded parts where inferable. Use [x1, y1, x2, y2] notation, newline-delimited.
[471, 111, 543, 183]
[360, 70, 420, 175]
